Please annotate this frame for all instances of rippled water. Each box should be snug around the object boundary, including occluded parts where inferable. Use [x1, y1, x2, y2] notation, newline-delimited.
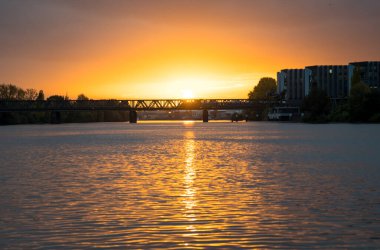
[1, 122, 380, 249]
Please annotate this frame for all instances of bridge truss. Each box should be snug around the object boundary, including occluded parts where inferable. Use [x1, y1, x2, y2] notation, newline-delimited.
[0, 99, 269, 112]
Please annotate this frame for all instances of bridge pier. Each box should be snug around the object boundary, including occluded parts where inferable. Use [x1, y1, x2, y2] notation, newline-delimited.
[129, 110, 137, 123]
[202, 109, 208, 123]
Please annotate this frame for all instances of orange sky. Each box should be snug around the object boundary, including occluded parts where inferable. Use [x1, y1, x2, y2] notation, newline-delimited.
[0, 0, 379, 99]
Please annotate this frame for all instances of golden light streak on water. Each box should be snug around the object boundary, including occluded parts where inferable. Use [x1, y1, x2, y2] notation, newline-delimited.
[182, 131, 198, 241]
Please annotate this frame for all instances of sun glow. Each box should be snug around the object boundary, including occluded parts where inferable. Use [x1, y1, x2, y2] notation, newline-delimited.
[21, 28, 274, 100]
[181, 89, 194, 99]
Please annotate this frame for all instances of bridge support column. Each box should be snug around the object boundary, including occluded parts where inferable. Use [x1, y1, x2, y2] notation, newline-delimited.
[129, 110, 137, 123]
[202, 109, 208, 123]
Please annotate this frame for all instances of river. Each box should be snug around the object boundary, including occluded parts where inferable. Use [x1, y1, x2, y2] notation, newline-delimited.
[1, 122, 380, 249]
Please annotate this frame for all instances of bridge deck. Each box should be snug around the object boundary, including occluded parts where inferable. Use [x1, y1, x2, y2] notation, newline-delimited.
[0, 99, 269, 112]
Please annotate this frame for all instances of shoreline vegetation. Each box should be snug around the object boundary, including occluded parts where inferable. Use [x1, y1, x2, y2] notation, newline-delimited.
[0, 86, 129, 125]
[1, 71, 380, 125]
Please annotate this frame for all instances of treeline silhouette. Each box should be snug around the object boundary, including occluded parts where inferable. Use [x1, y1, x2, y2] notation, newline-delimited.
[0, 84, 128, 125]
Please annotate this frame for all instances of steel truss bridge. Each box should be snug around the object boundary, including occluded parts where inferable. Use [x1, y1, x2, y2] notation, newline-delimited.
[0, 99, 268, 111]
[0, 99, 271, 123]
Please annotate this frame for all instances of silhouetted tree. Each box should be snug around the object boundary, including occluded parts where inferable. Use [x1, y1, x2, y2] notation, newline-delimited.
[47, 95, 65, 101]
[0, 84, 25, 100]
[246, 77, 277, 120]
[77, 94, 89, 101]
[366, 89, 380, 122]
[328, 102, 350, 122]
[248, 77, 277, 100]
[349, 81, 371, 122]
[24, 89, 38, 100]
[36, 90, 45, 101]
[346, 66, 380, 122]
[301, 83, 331, 122]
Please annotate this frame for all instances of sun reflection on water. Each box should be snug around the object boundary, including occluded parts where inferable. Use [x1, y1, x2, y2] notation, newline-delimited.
[182, 131, 198, 239]
[182, 120, 196, 126]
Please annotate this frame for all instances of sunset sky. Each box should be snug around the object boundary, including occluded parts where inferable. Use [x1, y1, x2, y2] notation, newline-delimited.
[1, 0, 379, 99]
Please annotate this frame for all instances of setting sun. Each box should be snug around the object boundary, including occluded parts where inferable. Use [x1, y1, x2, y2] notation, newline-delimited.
[181, 89, 194, 99]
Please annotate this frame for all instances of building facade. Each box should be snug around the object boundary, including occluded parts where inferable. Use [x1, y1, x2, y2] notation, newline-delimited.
[305, 65, 354, 99]
[277, 61, 379, 103]
[277, 69, 311, 103]
[349, 61, 380, 89]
